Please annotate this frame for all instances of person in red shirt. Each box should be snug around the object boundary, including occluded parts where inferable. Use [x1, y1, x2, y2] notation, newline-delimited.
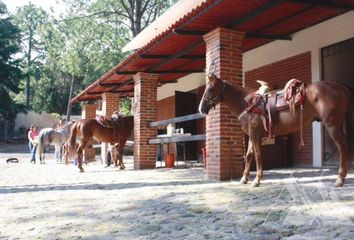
[28, 125, 39, 163]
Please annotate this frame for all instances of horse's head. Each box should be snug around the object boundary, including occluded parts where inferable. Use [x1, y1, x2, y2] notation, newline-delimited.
[199, 74, 225, 115]
[62, 121, 74, 133]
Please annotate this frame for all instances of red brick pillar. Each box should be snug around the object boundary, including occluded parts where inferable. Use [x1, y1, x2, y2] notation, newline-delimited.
[81, 104, 97, 119]
[81, 104, 97, 161]
[203, 28, 245, 180]
[133, 72, 158, 169]
[101, 92, 120, 164]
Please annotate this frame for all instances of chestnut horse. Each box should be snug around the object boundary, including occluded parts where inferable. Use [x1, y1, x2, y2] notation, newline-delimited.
[199, 74, 354, 187]
[67, 115, 134, 172]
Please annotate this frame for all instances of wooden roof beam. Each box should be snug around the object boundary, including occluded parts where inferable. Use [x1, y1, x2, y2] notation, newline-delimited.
[158, 80, 178, 86]
[110, 79, 134, 92]
[174, 29, 292, 40]
[247, 32, 291, 40]
[286, 0, 354, 10]
[98, 82, 123, 87]
[146, 41, 204, 71]
[116, 69, 204, 75]
[228, 0, 284, 28]
[254, 5, 314, 34]
[139, 54, 204, 59]
[86, 89, 132, 95]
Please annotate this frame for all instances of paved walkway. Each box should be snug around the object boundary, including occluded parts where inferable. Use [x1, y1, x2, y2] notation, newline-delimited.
[0, 144, 353, 240]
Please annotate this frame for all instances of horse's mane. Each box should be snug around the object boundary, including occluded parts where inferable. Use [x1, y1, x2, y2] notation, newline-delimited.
[343, 84, 354, 96]
[223, 80, 249, 98]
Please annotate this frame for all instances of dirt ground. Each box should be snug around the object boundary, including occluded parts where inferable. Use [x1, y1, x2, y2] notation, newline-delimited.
[0, 143, 353, 240]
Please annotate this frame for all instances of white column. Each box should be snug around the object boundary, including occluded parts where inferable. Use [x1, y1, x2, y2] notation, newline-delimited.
[311, 48, 323, 167]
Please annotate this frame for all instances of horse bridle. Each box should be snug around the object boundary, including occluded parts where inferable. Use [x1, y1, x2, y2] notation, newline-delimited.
[203, 80, 226, 110]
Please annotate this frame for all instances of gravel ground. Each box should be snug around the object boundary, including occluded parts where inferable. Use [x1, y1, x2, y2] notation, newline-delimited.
[0, 143, 353, 240]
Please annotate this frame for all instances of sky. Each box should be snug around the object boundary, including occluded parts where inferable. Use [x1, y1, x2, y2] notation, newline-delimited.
[2, 0, 67, 16]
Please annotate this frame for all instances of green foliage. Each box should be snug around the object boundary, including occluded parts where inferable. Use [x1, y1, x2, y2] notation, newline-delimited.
[50, 112, 62, 120]
[32, 4, 128, 115]
[120, 98, 132, 115]
[63, 0, 177, 37]
[0, 1, 24, 121]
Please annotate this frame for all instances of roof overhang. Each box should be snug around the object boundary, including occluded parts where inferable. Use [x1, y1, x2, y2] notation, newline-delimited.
[122, 0, 208, 52]
[71, 0, 354, 104]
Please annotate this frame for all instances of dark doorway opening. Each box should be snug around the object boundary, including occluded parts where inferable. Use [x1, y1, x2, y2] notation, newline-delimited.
[321, 38, 354, 166]
[175, 91, 197, 160]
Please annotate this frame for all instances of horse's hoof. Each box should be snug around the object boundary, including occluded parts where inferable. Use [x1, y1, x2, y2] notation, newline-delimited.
[334, 178, 344, 187]
[240, 176, 248, 184]
[251, 180, 260, 188]
[79, 169, 84, 173]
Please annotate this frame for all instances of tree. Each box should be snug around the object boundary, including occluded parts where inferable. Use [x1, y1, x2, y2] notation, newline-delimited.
[33, 8, 127, 116]
[14, 3, 48, 109]
[104, 0, 178, 37]
[64, 0, 178, 38]
[59, 0, 177, 116]
[0, 1, 24, 121]
[16, 0, 178, 117]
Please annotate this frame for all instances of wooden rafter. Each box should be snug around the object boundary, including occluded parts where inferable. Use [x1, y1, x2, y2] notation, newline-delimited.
[286, 0, 354, 10]
[174, 29, 292, 40]
[139, 54, 204, 59]
[116, 69, 204, 75]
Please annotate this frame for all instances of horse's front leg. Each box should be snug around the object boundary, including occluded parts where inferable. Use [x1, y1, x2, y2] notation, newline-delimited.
[240, 139, 254, 184]
[118, 149, 125, 170]
[110, 145, 118, 167]
[118, 140, 126, 170]
[250, 135, 263, 187]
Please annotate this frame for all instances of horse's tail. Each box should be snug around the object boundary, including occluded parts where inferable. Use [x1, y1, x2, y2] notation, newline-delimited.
[345, 96, 354, 170]
[36, 131, 45, 161]
[67, 122, 78, 158]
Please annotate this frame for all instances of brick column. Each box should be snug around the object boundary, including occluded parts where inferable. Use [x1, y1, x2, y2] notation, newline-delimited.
[203, 28, 245, 181]
[133, 72, 158, 169]
[81, 103, 97, 161]
[82, 103, 97, 119]
[101, 92, 120, 164]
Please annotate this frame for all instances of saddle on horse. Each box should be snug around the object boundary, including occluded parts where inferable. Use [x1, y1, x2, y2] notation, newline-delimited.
[245, 79, 306, 145]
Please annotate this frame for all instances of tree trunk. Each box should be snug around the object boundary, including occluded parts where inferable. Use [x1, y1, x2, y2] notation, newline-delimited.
[66, 74, 75, 121]
[26, 29, 34, 110]
[26, 75, 30, 109]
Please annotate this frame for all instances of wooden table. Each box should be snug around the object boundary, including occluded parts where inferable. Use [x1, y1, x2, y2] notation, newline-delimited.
[149, 133, 206, 165]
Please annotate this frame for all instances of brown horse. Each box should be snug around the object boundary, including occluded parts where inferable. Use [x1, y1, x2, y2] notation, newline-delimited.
[67, 115, 134, 172]
[199, 74, 354, 187]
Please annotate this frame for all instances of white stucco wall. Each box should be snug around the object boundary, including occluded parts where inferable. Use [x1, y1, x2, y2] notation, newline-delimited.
[157, 73, 205, 100]
[15, 111, 59, 130]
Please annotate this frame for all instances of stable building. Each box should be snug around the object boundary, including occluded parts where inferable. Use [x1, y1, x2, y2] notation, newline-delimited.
[71, 0, 354, 181]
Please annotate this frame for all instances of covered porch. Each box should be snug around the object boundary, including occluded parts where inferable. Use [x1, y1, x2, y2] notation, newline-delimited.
[71, 0, 354, 180]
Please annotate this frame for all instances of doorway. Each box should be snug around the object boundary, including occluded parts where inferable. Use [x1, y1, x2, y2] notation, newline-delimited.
[321, 38, 354, 166]
[175, 91, 198, 160]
